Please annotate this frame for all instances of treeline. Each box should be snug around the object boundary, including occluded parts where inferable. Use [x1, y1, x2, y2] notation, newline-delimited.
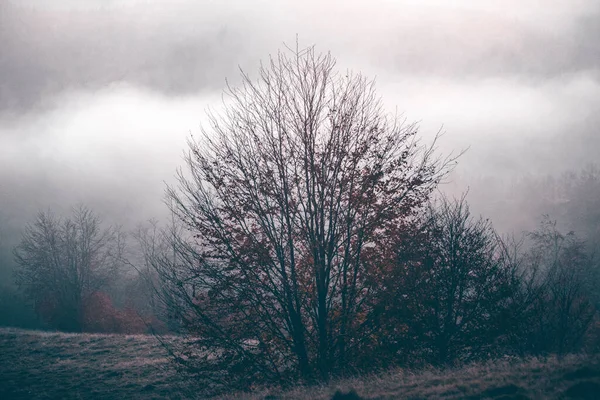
[4, 166, 596, 339]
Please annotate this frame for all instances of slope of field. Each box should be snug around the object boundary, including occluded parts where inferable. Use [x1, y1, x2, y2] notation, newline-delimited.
[0, 327, 197, 400]
[1, 327, 600, 399]
[228, 356, 600, 400]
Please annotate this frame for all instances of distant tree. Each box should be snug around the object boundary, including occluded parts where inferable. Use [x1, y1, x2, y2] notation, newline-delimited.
[14, 206, 124, 332]
[0, 213, 41, 329]
[513, 218, 596, 355]
[555, 165, 600, 310]
[129, 218, 179, 333]
[151, 45, 457, 388]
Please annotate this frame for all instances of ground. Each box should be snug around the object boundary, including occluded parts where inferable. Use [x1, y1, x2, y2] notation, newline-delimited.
[1, 327, 599, 399]
[0, 328, 192, 399]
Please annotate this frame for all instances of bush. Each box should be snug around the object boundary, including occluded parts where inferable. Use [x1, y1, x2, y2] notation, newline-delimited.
[82, 291, 149, 334]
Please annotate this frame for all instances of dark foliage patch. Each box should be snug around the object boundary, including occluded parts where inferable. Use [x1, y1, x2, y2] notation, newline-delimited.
[331, 389, 362, 400]
[481, 384, 524, 397]
[563, 367, 600, 381]
[563, 381, 600, 399]
[495, 395, 530, 400]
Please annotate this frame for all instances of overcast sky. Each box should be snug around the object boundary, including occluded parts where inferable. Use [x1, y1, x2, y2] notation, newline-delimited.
[1, 0, 599, 235]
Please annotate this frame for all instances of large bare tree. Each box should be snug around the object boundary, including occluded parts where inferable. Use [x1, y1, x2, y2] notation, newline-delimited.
[154, 45, 457, 386]
[14, 206, 124, 331]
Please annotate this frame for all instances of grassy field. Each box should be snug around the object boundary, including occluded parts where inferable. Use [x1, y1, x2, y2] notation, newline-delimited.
[1, 327, 600, 399]
[0, 328, 196, 399]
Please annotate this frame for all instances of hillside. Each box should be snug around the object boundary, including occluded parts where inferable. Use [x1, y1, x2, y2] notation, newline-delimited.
[0, 328, 192, 399]
[1, 328, 599, 399]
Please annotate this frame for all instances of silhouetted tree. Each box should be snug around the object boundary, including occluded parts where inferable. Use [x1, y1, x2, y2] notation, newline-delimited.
[151, 45, 457, 388]
[372, 195, 519, 366]
[14, 206, 124, 331]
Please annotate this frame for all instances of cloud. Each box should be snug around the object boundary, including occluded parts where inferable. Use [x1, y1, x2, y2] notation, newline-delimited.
[1, 0, 598, 114]
[0, 84, 213, 227]
[292, 0, 600, 78]
[0, 0, 598, 237]
[0, 1, 264, 114]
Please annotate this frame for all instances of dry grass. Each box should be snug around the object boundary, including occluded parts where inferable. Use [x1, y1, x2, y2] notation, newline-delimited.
[227, 355, 600, 400]
[0, 327, 201, 399]
[1, 328, 599, 399]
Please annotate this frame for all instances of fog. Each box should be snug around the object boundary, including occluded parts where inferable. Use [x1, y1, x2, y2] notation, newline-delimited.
[1, 0, 599, 237]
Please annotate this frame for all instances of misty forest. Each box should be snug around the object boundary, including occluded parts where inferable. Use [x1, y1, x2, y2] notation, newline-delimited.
[1, 1, 600, 399]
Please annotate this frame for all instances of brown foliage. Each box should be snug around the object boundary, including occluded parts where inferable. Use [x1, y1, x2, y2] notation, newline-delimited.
[82, 291, 147, 334]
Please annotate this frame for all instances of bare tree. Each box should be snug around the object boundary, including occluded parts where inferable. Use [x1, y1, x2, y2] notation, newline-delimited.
[14, 206, 124, 331]
[130, 218, 181, 332]
[422, 197, 518, 364]
[374, 195, 519, 366]
[153, 45, 456, 387]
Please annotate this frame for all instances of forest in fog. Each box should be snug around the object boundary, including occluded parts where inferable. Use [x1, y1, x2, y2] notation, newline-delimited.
[1, 0, 599, 396]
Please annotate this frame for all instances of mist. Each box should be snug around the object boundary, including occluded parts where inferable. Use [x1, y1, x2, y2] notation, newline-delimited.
[2, 3, 600, 397]
[1, 0, 599, 232]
